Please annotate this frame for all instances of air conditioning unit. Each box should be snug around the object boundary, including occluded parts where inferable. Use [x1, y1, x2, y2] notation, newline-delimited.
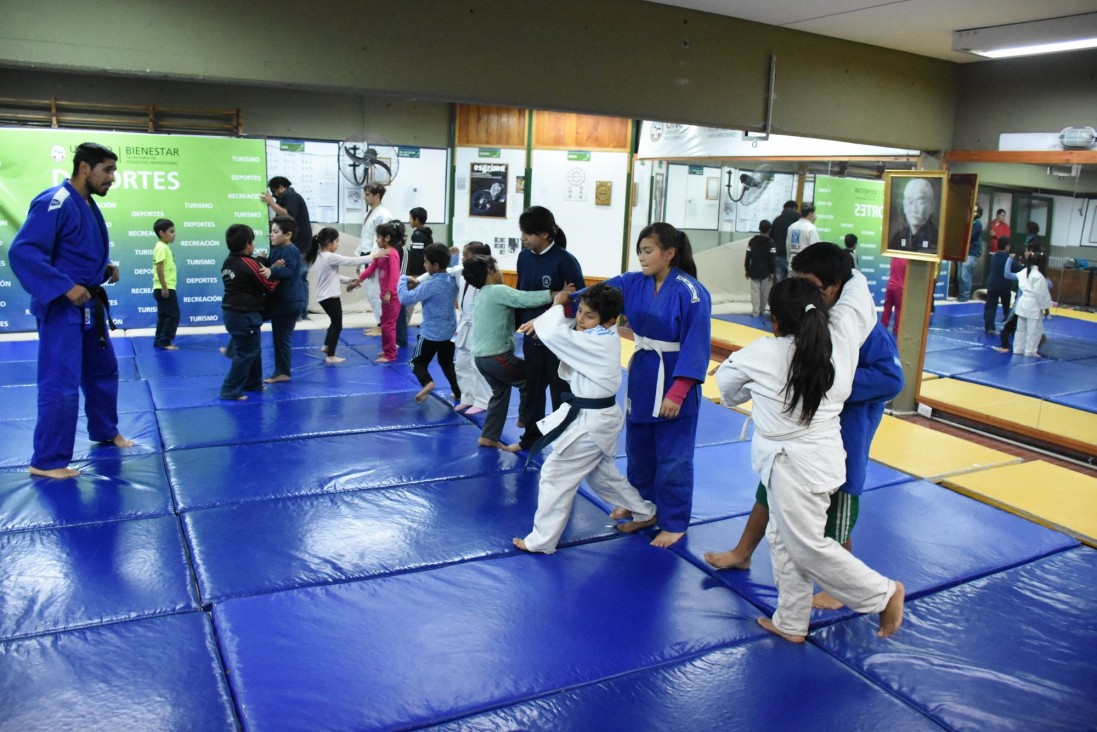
[1047, 164, 1081, 178]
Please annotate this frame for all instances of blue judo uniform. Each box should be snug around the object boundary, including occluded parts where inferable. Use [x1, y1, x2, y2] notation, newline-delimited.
[603, 269, 712, 533]
[10, 180, 120, 470]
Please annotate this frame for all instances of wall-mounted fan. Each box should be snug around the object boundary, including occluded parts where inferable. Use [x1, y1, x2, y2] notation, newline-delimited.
[726, 164, 774, 206]
[338, 137, 400, 188]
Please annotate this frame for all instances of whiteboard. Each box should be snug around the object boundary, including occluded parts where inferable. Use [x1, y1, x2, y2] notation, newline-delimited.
[665, 163, 721, 231]
[265, 140, 340, 223]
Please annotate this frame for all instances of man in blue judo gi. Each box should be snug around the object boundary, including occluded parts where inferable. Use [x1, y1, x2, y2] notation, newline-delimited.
[10, 141, 134, 479]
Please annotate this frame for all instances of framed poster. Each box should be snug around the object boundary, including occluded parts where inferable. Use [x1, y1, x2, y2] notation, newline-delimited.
[469, 162, 508, 218]
[882, 171, 946, 261]
[941, 173, 979, 262]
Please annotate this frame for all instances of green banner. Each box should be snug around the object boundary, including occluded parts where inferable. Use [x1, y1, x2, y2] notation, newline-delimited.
[567, 151, 591, 161]
[478, 148, 501, 158]
[0, 128, 268, 332]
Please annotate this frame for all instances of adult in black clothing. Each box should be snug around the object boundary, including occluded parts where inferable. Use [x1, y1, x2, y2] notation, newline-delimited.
[768, 200, 799, 282]
[263, 176, 313, 319]
[983, 247, 1018, 333]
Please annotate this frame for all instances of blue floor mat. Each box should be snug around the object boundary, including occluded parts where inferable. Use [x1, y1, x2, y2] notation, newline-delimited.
[957, 358, 1097, 398]
[166, 425, 521, 510]
[432, 638, 940, 731]
[0, 356, 139, 386]
[922, 345, 1015, 376]
[813, 546, 1097, 731]
[0, 515, 199, 640]
[0, 612, 237, 732]
[672, 480, 1077, 629]
[1050, 388, 1097, 412]
[183, 471, 624, 603]
[0, 454, 173, 533]
[156, 391, 465, 450]
[211, 539, 769, 731]
[0, 379, 155, 421]
[0, 411, 163, 469]
[145, 356, 410, 409]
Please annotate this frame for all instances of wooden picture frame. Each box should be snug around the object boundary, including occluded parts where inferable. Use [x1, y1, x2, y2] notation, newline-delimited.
[882, 171, 947, 261]
[941, 173, 980, 262]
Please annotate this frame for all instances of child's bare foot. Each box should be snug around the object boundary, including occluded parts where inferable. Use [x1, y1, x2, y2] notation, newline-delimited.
[992, 347, 1010, 353]
[320, 344, 328, 353]
[29, 466, 80, 479]
[415, 381, 435, 403]
[219, 346, 229, 357]
[162, 344, 179, 351]
[757, 616, 806, 644]
[111, 434, 135, 449]
[609, 507, 633, 520]
[325, 356, 346, 364]
[375, 356, 394, 363]
[878, 581, 904, 637]
[454, 404, 469, 413]
[264, 374, 290, 384]
[465, 406, 485, 415]
[365, 327, 381, 336]
[515, 420, 525, 429]
[616, 515, 657, 533]
[812, 591, 844, 610]
[478, 437, 521, 452]
[512, 538, 531, 552]
[650, 530, 685, 548]
[703, 549, 751, 570]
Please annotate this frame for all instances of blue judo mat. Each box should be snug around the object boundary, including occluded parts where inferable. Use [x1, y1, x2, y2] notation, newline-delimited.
[0, 328, 1092, 730]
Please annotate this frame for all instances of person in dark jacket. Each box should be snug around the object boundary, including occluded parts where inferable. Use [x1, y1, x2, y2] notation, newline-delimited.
[744, 219, 776, 317]
[769, 200, 800, 282]
[220, 224, 278, 400]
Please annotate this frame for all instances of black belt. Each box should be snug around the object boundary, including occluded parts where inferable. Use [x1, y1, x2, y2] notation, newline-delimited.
[525, 392, 617, 469]
[87, 285, 116, 348]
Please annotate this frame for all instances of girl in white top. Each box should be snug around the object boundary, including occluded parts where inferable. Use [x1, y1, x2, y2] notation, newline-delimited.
[357, 183, 393, 335]
[304, 227, 371, 363]
[714, 270, 904, 643]
[451, 241, 493, 414]
[1003, 248, 1054, 357]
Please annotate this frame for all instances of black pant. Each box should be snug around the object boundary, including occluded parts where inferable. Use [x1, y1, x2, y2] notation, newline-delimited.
[411, 336, 460, 397]
[153, 289, 179, 347]
[984, 286, 1011, 332]
[518, 334, 568, 448]
[319, 297, 342, 357]
[1000, 312, 1018, 350]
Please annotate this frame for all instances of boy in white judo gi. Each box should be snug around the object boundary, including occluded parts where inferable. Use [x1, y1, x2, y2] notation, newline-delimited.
[513, 283, 656, 554]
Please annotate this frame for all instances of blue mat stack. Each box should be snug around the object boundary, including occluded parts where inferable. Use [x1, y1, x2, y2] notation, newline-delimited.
[1, 328, 1094, 731]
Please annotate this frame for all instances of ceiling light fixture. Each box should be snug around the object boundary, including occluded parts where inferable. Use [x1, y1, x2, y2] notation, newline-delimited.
[953, 12, 1097, 59]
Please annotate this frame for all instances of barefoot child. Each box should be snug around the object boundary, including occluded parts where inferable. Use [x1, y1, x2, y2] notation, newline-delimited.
[715, 273, 904, 642]
[462, 254, 570, 451]
[304, 227, 372, 363]
[397, 243, 461, 403]
[349, 221, 404, 363]
[513, 284, 657, 553]
[704, 242, 903, 612]
[451, 242, 493, 415]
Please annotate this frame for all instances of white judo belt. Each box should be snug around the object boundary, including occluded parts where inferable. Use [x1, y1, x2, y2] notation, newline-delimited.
[631, 335, 681, 417]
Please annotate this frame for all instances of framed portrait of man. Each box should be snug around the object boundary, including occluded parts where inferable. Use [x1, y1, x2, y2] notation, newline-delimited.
[882, 171, 947, 261]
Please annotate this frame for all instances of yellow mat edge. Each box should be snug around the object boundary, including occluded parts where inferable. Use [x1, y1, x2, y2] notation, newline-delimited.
[942, 481, 1095, 548]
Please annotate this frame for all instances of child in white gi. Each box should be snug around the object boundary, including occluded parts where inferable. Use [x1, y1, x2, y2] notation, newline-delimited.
[513, 284, 656, 554]
[451, 241, 492, 415]
[715, 273, 904, 642]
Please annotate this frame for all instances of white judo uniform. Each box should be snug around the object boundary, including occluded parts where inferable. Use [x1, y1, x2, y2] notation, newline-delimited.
[715, 271, 897, 636]
[522, 305, 656, 553]
[452, 268, 492, 411]
[357, 204, 392, 324]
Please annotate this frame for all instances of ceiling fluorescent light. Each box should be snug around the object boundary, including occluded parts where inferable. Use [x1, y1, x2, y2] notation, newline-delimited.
[953, 13, 1097, 59]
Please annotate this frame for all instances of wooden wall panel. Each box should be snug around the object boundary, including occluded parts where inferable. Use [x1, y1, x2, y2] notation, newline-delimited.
[533, 110, 631, 151]
[456, 104, 528, 148]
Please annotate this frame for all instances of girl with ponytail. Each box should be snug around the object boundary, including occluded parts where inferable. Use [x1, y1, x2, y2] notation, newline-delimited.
[308, 227, 372, 363]
[715, 264, 903, 645]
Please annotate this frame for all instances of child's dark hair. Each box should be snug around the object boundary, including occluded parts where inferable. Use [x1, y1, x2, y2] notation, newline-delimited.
[271, 215, 298, 239]
[268, 176, 291, 191]
[758, 219, 772, 234]
[768, 277, 834, 425]
[364, 182, 386, 199]
[409, 207, 428, 224]
[462, 254, 497, 289]
[72, 142, 117, 176]
[790, 241, 853, 288]
[153, 218, 175, 237]
[579, 283, 624, 325]
[519, 206, 567, 248]
[423, 243, 451, 270]
[376, 220, 406, 247]
[1025, 247, 1049, 278]
[1025, 221, 1040, 235]
[635, 222, 697, 278]
[464, 240, 491, 257]
[304, 226, 340, 265]
[844, 233, 858, 248]
[801, 204, 816, 218]
[226, 224, 254, 253]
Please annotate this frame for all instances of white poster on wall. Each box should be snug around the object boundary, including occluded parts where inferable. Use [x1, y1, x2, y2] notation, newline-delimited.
[637, 122, 918, 159]
[734, 170, 797, 232]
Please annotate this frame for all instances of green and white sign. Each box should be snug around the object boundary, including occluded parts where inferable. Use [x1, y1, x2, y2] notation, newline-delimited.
[0, 128, 268, 331]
